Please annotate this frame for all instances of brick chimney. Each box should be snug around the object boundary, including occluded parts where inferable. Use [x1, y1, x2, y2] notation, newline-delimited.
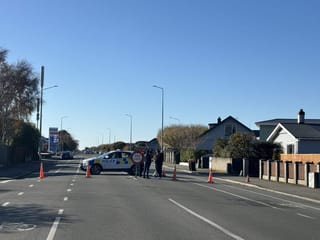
[298, 109, 305, 124]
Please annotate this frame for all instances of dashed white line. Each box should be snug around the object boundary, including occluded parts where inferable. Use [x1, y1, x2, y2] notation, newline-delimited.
[67, 189, 72, 192]
[2, 202, 10, 207]
[70, 183, 74, 186]
[58, 209, 64, 215]
[17, 192, 24, 196]
[64, 197, 68, 201]
[195, 183, 279, 210]
[29, 184, 34, 188]
[169, 198, 245, 240]
[297, 213, 315, 220]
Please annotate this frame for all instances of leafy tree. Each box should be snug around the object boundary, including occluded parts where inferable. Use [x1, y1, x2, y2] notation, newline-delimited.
[59, 130, 79, 151]
[213, 138, 230, 158]
[0, 48, 39, 144]
[228, 132, 254, 158]
[159, 124, 207, 151]
[11, 121, 40, 151]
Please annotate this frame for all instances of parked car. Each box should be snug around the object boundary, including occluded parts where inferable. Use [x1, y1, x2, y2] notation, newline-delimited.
[80, 150, 139, 175]
[61, 151, 73, 159]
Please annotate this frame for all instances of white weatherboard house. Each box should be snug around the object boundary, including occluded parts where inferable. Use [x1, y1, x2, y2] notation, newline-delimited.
[267, 109, 320, 154]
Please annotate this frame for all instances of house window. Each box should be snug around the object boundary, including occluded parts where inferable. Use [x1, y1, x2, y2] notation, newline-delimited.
[225, 125, 236, 137]
[287, 144, 294, 154]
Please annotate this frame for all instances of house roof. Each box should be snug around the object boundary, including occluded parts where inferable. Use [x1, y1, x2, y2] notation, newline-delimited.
[200, 116, 253, 137]
[267, 123, 320, 141]
[256, 118, 320, 127]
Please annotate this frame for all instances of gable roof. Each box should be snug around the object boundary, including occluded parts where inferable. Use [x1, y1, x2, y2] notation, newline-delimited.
[267, 123, 320, 142]
[200, 116, 253, 137]
[256, 118, 320, 127]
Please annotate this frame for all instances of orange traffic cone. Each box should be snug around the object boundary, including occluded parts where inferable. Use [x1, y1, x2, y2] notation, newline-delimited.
[39, 162, 45, 179]
[85, 165, 91, 178]
[162, 167, 166, 177]
[246, 174, 250, 183]
[172, 165, 177, 181]
[207, 168, 213, 183]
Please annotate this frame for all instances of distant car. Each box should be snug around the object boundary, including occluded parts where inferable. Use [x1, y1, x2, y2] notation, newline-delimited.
[61, 151, 73, 159]
[80, 150, 139, 175]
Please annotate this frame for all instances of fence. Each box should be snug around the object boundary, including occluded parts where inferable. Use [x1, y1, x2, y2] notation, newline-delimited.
[260, 159, 320, 186]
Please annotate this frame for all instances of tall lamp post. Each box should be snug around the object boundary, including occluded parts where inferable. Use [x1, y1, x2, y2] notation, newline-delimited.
[153, 85, 164, 151]
[125, 114, 132, 150]
[38, 65, 58, 155]
[107, 128, 111, 144]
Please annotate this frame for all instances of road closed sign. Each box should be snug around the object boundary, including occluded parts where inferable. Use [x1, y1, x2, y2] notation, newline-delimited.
[131, 151, 144, 164]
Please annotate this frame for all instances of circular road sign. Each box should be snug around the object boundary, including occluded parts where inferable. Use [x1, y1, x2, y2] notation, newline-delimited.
[131, 151, 144, 164]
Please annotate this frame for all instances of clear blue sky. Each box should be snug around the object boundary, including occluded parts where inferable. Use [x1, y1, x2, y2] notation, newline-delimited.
[1, 0, 320, 149]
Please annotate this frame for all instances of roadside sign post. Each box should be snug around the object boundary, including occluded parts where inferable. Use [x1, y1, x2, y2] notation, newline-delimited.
[131, 151, 144, 178]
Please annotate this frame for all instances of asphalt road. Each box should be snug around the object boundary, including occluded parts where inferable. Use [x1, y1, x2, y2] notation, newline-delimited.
[0, 158, 319, 240]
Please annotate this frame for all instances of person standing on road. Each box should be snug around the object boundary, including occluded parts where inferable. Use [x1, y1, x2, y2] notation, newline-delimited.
[155, 150, 164, 178]
[143, 150, 152, 178]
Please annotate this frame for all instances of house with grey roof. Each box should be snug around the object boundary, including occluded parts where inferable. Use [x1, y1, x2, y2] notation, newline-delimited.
[266, 109, 320, 154]
[196, 116, 254, 151]
[256, 109, 320, 141]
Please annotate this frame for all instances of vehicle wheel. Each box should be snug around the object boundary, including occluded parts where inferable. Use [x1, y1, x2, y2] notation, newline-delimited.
[90, 164, 102, 175]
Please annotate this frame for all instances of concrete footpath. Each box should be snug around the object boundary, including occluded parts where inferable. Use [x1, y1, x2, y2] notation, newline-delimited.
[164, 162, 320, 203]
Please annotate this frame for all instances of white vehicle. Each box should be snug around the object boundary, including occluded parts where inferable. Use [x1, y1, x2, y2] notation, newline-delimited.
[80, 150, 139, 175]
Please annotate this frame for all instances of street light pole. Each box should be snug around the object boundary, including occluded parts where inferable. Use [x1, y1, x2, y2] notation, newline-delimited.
[38, 66, 44, 155]
[169, 116, 180, 124]
[125, 114, 132, 150]
[153, 85, 164, 152]
[107, 128, 111, 144]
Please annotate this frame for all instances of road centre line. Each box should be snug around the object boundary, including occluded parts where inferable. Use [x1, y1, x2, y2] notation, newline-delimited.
[29, 184, 34, 188]
[194, 183, 279, 210]
[17, 192, 24, 196]
[64, 197, 68, 201]
[169, 198, 245, 240]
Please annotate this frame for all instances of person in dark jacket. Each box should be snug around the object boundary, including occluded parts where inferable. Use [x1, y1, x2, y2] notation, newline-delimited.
[143, 150, 152, 178]
[155, 150, 164, 178]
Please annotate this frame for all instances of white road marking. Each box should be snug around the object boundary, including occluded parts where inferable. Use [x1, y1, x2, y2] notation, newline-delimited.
[46, 209, 64, 240]
[213, 177, 320, 205]
[18, 192, 24, 196]
[223, 183, 320, 212]
[67, 189, 72, 192]
[72, 179, 76, 182]
[169, 198, 245, 240]
[64, 197, 68, 201]
[195, 183, 279, 209]
[70, 183, 74, 186]
[29, 184, 34, 188]
[46, 217, 61, 240]
[2, 202, 10, 207]
[0, 180, 13, 184]
[297, 213, 315, 220]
